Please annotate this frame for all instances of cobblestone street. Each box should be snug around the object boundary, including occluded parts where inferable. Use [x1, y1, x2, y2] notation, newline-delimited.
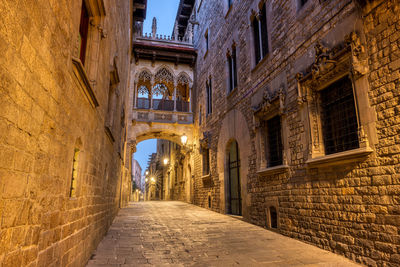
[86, 202, 361, 267]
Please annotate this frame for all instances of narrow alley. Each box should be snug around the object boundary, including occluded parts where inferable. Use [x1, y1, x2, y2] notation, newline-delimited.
[86, 202, 361, 267]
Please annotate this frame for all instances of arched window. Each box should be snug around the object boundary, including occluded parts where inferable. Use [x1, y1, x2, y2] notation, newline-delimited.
[252, 3, 268, 64]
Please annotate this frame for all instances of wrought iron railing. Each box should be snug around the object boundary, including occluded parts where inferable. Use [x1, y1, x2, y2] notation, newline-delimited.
[153, 99, 174, 111]
[136, 98, 190, 112]
[176, 100, 189, 112]
[137, 98, 150, 109]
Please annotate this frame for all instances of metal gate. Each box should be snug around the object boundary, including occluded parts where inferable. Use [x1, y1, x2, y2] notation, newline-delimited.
[228, 141, 241, 216]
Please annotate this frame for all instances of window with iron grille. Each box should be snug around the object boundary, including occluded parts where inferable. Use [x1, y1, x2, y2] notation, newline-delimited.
[266, 116, 283, 167]
[202, 148, 210, 175]
[252, 3, 268, 64]
[320, 76, 359, 155]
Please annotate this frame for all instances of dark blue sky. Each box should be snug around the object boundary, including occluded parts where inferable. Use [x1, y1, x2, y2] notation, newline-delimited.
[143, 0, 180, 36]
[134, 139, 157, 175]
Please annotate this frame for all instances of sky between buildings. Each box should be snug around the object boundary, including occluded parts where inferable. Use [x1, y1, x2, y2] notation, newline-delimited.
[134, 1, 180, 175]
[142, 0, 180, 36]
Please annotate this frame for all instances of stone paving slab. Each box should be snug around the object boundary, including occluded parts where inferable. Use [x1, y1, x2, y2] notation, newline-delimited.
[86, 201, 362, 267]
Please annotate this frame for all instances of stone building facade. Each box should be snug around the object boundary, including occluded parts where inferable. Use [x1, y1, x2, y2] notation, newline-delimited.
[155, 139, 193, 202]
[131, 159, 142, 201]
[0, 0, 145, 266]
[189, 0, 400, 266]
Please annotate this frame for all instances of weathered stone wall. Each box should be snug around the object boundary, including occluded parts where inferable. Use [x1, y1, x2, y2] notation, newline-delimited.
[0, 0, 132, 266]
[192, 0, 400, 266]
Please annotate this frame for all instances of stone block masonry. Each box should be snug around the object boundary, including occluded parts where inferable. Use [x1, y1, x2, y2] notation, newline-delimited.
[0, 0, 133, 266]
[191, 0, 400, 266]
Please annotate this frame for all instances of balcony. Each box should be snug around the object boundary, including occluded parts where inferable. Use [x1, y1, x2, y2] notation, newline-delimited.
[134, 97, 192, 124]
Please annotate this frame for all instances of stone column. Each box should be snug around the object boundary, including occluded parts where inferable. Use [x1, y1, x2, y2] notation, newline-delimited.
[173, 80, 177, 112]
[150, 80, 154, 110]
[189, 84, 192, 112]
[133, 81, 138, 109]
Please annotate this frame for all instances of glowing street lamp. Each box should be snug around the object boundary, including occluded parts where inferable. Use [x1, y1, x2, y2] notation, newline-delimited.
[151, 177, 156, 183]
[181, 134, 188, 145]
[163, 158, 169, 165]
[145, 170, 149, 175]
[145, 178, 148, 182]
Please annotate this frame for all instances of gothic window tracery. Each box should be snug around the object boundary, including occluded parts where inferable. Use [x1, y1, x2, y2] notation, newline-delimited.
[177, 73, 191, 101]
[152, 83, 169, 100]
[138, 85, 150, 98]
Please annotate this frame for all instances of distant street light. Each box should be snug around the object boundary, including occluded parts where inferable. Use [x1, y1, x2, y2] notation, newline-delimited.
[145, 170, 149, 175]
[163, 158, 169, 165]
[181, 134, 188, 145]
[151, 177, 155, 182]
[145, 178, 148, 182]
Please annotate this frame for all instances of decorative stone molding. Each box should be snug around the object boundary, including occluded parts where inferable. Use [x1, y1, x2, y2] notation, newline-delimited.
[85, 0, 106, 17]
[200, 131, 212, 149]
[104, 126, 115, 143]
[72, 58, 99, 108]
[252, 86, 286, 117]
[296, 34, 374, 165]
[110, 57, 120, 86]
[345, 31, 369, 78]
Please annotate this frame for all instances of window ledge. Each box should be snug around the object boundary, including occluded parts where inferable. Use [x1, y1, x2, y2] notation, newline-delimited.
[201, 174, 211, 179]
[226, 86, 238, 99]
[204, 50, 209, 59]
[72, 57, 99, 108]
[225, 5, 233, 19]
[306, 147, 373, 168]
[104, 125, 115, 143]
[251, 55, 269, 74]
[202, 174, 213, 187]
[257, 165, 289, 176]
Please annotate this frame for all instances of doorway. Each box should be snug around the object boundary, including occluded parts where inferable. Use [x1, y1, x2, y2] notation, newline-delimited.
[227, 140, 241, 215]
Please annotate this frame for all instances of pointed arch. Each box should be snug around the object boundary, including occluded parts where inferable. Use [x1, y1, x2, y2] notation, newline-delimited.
[154, 65, 175, 96]
[176, 71, 191, 101]
[136, 69, 153, 96]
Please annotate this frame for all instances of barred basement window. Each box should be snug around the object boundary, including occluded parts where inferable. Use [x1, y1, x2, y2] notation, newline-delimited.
[202, 148, 210, 176]
[70, 149, 80, 197]
[266, 116, 283, 167]
[320, 76, 359, 155]
[252, 3, 268, 64]
[228, 46, 238, 92]
[79, 1, 89, 65]
[269, 206, 277, 229]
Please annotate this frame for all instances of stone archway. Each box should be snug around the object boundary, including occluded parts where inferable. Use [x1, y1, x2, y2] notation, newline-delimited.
[217, 109, 251, 220]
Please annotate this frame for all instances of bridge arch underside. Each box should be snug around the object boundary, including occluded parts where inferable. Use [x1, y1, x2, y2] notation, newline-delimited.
[129, 121, 195, 147]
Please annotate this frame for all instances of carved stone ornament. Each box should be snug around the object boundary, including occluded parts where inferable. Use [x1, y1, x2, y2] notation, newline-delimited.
[345, 31, 369, 77]
[295, 39, 352, 96]
[200, 131, 211, 149]
[253, 86, 287, 116]
[311, 41, 337, 78]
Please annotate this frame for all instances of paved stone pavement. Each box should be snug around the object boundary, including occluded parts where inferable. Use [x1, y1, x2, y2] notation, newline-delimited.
[86, 201, 361, 267]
